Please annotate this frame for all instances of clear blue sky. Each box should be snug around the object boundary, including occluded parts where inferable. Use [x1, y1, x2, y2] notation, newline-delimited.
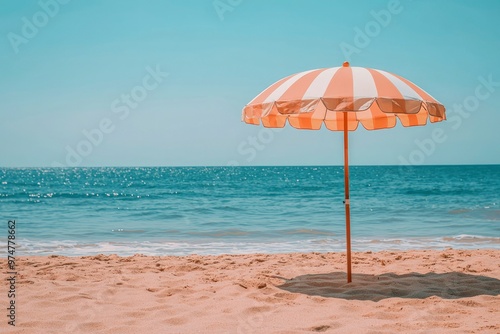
[1, 0, 499, 167]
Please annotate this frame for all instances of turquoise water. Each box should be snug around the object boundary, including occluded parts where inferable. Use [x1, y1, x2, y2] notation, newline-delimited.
[0, 166, 499, 256]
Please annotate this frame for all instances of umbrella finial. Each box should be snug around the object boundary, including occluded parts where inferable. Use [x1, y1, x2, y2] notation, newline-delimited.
[343, 61, 350, 67]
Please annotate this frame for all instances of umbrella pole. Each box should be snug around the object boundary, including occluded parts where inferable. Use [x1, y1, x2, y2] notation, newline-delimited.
[343, 113, 352, 283]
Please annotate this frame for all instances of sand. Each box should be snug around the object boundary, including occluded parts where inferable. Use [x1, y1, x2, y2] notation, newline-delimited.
[1, 249, 499, 333]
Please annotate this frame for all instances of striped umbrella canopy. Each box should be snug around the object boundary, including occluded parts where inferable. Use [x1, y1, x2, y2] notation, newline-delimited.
[241, 62, 446, 282]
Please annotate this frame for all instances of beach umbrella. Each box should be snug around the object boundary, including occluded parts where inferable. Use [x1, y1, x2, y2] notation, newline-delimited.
[241, 62, 446, 283]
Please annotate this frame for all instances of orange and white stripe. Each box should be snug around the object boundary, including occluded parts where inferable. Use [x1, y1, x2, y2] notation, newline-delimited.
[242, 63, 446, 131]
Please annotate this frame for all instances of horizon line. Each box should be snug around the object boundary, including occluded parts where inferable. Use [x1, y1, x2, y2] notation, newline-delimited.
[1, 163, 499, 169]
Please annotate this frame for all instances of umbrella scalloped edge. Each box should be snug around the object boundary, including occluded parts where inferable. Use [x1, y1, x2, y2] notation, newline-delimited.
[242, 98, 446, 131]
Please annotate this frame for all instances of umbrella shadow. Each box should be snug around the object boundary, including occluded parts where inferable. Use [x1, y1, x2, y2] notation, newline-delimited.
[275, 272, 500, 301]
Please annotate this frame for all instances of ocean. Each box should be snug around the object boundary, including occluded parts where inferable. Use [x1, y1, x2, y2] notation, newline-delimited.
[1, 165, 499, 256]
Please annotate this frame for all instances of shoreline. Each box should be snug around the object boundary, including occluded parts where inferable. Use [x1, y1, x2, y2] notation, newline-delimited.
[14, 234, 500, 258]
[1, 249, 499, 333]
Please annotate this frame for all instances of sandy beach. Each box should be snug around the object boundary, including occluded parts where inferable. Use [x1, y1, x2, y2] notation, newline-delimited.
[1, 249, 499, 333]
